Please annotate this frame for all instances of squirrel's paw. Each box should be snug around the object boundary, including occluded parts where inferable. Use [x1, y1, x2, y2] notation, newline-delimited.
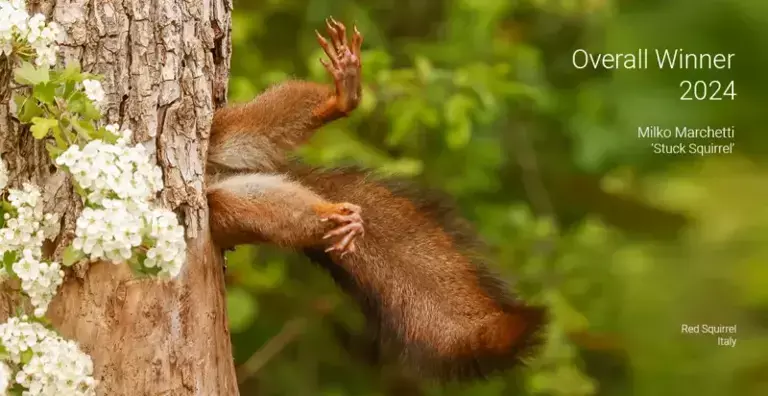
[315, 17, 363, 114]
[316, 202, 364, 257]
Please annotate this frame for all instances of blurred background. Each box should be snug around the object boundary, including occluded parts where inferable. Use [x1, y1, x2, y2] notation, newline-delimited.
[223, 1, 767, 395]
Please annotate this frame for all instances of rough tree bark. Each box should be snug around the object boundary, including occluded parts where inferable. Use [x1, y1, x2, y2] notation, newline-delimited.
[0, 0, 239, 394]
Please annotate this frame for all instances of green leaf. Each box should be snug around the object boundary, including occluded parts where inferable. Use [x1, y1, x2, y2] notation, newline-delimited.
[69, 90, 103, 120]
[9, 384, 25, 396]
[91, 126, 104, 140]
[46, 142, 65, 159]
[226, 287, 258, 333]
[71, 118, 95, 140]
[2, 250, 17, 265]
[65, 130, 78, 145]
[82, 99, 102, 120]
[53, 63, 82, 83]
[444, 94, 474, 124]
[127, 249, 143, 268]
[128, 249, 161, 277]
[13, 61, 50, 86]
[63, 80, 76, 98]
[444, 94, 475, 149]
[51, 123, 67, 149]
[1, 201, 14, 214]
[237, 259, 286, 290]
[446, 121, 471, 149]
[16, 97, 43, 123]
[12, 92, 25, 111]
[387, 100, 420, 146]
[33, 82, 57, 105]
[136, 250, 148, 266]
[73, 183, 87, 198]
[414, 56, 434, 81]
[102, 128, 119, 144]
[139, 265, 161, 277]
[20, 348, 33, 364]
[30, 117, 59, 139]
[547, 291, 590, 332]
[0, 201, 16, 216]
[3, 251, 18, 276]
[62, 245, 84, 267]
[420, 106, 439, 128]
[67, 92, 86, 114]
[30, 314, 53, 328]
[0, 344, 9, 360]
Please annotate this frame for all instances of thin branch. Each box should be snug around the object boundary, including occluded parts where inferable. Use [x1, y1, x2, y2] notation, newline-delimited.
[511, 122, 556, 221]
[510, 121, 560, 287]
[236, 317, 308, 384]
[235, 297, 338, 384]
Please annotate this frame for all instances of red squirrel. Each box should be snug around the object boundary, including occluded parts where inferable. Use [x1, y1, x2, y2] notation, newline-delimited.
[206, 18, 546, 380]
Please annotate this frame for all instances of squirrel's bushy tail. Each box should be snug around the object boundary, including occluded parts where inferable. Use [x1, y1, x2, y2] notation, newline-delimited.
[292, 164, 547, 380]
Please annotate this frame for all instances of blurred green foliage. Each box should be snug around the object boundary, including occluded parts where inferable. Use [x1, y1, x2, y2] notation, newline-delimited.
[224, 1, 767, 395]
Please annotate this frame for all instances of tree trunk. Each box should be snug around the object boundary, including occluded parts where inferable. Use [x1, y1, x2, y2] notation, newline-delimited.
[0, 0, 238, 394]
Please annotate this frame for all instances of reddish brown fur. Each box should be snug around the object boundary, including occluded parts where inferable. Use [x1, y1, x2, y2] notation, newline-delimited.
[207, 81, 333, 173]
[208, 19, 361, 174]
[205, 18, 545, 381]
[207, 174, 324, 248]
[211, 81, 332, 148]
[206, 166, 546, 379]
[207, 173, 363, 251]
[288, 165, 545, 379]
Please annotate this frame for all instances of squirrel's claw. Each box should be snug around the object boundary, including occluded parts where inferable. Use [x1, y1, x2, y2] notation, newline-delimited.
[324, 18, 342, 53]
[320, 202, 364, 256]
[351, 25, 363, 58]
[316, 30, 338, 67]
[328, 17, 347, 48]
[323, 221, 364, 240]
[315, 17, 362, 114]
[324, 224, 362, 255]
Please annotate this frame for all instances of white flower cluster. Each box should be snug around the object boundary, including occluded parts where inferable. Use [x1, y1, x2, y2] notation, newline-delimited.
[56, 127, 186, 278]
[0, 361, 10, 394]
[1, 184, 59, 253]
[13, 249, 65, 317]
[143, 208, 186, 277]
[0, 184, 63, 317]
[56, 135, 163, 203]
[0, 316, 96, 395]
[82, 79, 105, 108]
[0, 0, 65, 67]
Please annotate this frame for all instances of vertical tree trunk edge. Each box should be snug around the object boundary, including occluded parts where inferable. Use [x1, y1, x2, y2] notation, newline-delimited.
[0, 0, 239, 394]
